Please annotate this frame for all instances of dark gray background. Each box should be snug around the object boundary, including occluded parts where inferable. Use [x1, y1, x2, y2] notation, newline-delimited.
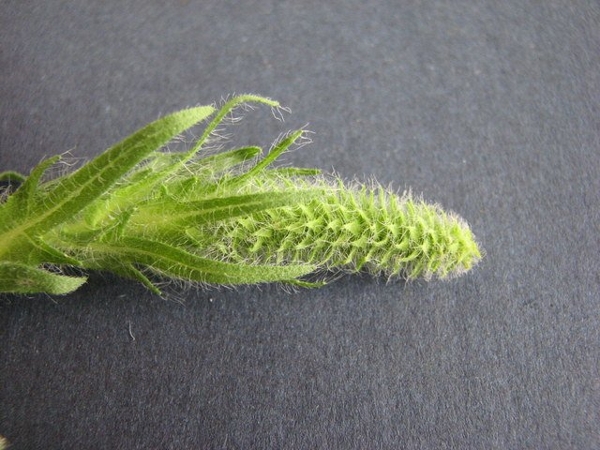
[1, 1, 599, 449]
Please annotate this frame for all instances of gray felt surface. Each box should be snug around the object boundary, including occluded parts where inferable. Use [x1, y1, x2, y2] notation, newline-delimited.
[1, 1, 599, 449]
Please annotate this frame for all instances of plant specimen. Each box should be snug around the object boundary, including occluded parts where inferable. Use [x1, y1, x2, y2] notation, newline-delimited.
[0, 95, 482, 296]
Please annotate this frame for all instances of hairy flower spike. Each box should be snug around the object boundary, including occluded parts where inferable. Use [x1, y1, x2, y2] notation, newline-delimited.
[0, 95, 482, 296]
[201, 179, 480, 280]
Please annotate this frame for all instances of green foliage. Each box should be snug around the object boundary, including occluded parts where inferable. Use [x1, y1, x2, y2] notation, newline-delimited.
[0, 95, 482, 296]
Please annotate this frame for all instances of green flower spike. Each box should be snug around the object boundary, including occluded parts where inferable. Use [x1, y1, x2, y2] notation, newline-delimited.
[0, 95, 482, 296]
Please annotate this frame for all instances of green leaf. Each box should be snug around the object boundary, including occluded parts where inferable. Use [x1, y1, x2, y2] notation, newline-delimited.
[188, 95, 279, 160]
[0, 262, 87, 295]
[224, 130, 304, 187]
[11, 106, 214, 236]
[95, 237, 316, 285]
[193, 146, 262, 175]
[266, 167, 322, 177]
[131, 189, 324, 231]
[0, 156, 61, 229]
[138, 146, 263, 202]
[24, 236, 82, 266]
[0, 171, 27, 183]
[108, 263, 162, 296]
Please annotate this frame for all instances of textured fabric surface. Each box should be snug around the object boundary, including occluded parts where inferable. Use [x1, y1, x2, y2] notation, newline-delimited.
[1, 1, 599, 449]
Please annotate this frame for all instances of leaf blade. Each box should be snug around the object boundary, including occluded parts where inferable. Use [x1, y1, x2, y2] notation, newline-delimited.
[91, 237, 316, 285]
[20, 106, 214, 234]
[0, 262, 87, 295]
[132, 189, 324, 231]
